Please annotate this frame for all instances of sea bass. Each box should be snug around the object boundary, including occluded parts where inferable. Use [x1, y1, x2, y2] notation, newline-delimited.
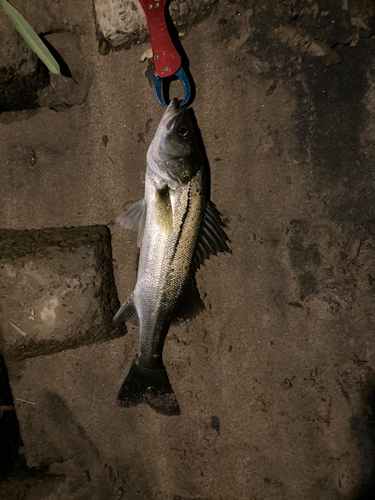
[114, 99, 229, 416]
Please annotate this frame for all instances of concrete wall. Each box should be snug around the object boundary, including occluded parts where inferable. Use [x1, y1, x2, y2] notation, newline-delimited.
[1, 1, 375, 499]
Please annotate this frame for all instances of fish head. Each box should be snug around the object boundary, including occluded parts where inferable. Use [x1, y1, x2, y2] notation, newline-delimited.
[147, 99, 202, 188]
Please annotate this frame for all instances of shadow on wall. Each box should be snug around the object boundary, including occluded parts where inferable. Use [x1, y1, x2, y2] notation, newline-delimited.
[352, 383, 375, 500]
[0, 354, 20, 478]
[0, 355, 51, 496]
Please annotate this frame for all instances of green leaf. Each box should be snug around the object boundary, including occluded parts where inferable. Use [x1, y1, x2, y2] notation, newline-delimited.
[0, 0, 60, 74]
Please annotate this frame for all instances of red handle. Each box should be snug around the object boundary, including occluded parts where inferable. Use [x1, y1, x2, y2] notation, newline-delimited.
[138, 0, 181, 78]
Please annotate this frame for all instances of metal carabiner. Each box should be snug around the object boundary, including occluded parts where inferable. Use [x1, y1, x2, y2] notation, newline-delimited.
[153, 66, 192, 108]
[138, 0, 192, 108]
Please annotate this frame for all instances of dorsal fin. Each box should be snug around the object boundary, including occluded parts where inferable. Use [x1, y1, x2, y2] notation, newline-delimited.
[192, 201, 230, 272]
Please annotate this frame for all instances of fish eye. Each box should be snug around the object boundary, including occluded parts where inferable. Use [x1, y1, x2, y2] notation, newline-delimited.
[177, 126, 189, 138]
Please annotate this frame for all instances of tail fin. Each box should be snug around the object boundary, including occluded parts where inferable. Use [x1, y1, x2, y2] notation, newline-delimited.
[117, 356, 181, 416]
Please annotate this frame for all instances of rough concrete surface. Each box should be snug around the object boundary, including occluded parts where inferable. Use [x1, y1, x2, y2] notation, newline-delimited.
[1, 0, 375, 499]
[94, 0, 218, 50]
[0, 226, 123, 360]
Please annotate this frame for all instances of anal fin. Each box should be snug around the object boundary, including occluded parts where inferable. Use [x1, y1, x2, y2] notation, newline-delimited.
[172, 278, 205, 324]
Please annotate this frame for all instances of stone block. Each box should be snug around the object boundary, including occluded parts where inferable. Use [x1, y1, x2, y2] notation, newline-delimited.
[0, 225, 124, 361]
[37, 32, 93, 110]
[94, 0, 218, 50]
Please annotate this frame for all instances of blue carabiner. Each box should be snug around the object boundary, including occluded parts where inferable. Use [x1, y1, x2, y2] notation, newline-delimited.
[154, 66, 192, 108]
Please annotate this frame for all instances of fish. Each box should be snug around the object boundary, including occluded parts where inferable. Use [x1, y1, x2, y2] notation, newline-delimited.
[114, 98, 230, 416]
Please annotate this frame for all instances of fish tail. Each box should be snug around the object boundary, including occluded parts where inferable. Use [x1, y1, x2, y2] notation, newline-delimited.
[117, 356, 181, 416]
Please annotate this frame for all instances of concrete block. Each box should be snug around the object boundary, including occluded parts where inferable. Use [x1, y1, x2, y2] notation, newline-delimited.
[37, 32, 93, 110]
[0, 225, 124, 361]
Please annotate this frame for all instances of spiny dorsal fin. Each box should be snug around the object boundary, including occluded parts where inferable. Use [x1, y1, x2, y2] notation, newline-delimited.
[172, 278, 205, 324]
[116, 199, 147, 248]
[113, 292, 139, 326]
[192, 201, 230, 272]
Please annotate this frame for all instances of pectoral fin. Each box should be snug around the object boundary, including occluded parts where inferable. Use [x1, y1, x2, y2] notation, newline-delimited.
[116, 199, 147, 247]
[113, 292, 139, 326]
[154, 185, 173, 233]
[192, 201, 230, 271]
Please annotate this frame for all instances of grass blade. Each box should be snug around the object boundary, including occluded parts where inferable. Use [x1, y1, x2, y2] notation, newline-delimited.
[0, 0, 60, 74]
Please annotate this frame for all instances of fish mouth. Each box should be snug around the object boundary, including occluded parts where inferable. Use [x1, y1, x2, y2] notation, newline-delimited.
[167, 98, 179, 113]
[163, 98, 188, 132]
